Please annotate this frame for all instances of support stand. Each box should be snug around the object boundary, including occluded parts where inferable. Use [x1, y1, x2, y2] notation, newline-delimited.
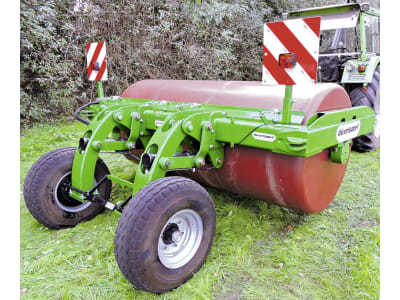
[97, 81, 104, 98]
[282, 85, 293, 124]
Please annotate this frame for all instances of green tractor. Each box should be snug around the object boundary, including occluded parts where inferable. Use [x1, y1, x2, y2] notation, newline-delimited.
[285, 1, 380, 152]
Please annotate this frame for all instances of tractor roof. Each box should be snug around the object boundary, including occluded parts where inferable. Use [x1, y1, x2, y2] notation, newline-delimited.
[285, 2, 379, 30]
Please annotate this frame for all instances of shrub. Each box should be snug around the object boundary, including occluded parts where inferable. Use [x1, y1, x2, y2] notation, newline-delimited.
[21, 0, 286, 126]
[20, 0, 85, 125]
[22, 0, 377, 126]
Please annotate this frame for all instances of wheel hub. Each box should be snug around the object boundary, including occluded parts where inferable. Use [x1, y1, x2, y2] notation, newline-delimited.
[172, 231, 183, 243]
[158, 209, 203, 269]
[161, 223, 180, 244]
[54, 171, 92, 213]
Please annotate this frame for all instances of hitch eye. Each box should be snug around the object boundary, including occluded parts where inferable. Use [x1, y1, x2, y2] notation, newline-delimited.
[279, 53, 296, 69]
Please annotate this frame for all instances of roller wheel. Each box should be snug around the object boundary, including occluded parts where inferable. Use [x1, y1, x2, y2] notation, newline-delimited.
[114, 176, 216, 293]
[349, 69, 380, 152]
[23, 147, 112, 229]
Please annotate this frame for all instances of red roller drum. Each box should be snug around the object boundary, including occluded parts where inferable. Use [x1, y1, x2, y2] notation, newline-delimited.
[122, 80, 352, 213]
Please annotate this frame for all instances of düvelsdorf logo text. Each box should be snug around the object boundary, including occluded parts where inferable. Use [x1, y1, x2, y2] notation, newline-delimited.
[252, 132, 276, 142]
[336, 120, 361, 143]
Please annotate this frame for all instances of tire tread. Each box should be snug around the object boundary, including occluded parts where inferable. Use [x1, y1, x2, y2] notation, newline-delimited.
[350, 69, 380, 152]
[23, 147, 110, 229]
[114, 176, 214, 293]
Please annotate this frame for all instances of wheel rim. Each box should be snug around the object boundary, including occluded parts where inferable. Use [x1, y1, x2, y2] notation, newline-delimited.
[54, 171, 92, 213]
[158, 209, 203, 269]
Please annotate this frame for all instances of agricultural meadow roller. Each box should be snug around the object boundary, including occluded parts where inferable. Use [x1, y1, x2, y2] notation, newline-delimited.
[24, 14, 376, 293]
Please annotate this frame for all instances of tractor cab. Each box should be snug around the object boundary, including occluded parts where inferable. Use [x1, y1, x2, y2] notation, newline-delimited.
[285, 2, 380, 85]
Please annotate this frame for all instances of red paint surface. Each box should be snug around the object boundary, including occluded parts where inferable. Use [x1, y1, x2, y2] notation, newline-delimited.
[122, 80, 352, 213]
[303, 17, 321, 37]
[95, 57, 107, 81]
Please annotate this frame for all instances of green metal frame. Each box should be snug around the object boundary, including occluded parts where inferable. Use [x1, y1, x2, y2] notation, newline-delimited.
[287, 3, 361, 18]
[68, 87, 375, 214]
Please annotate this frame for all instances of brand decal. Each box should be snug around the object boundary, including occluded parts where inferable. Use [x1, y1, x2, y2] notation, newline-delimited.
[155, 120, 164, 127]
[336, 120, 360, 142]
[252, 132, 276, 142]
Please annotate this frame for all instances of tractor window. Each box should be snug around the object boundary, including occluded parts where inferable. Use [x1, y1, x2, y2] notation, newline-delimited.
[364, 15, 380, 54]
[320, 30, 336, 53]
[319, 28, 358, 54]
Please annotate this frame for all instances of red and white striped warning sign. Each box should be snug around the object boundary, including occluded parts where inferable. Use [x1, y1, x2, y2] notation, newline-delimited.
[86, 41, 108, 81]
[262, 17, 321, 85]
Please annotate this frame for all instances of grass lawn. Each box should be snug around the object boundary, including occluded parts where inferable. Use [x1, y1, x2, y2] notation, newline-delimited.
[20, 121, 379, 299]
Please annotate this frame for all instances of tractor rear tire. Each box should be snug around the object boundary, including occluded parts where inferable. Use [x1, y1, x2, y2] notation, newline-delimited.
[350, 69, 380, 152]
[23, 147, 112, 229]
[114, 176, 216, 293]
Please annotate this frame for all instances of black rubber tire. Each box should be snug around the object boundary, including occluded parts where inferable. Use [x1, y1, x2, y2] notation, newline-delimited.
[114, 176, 216, 293]
[23, 147, 112, 229]
[350, 69, 380, 152]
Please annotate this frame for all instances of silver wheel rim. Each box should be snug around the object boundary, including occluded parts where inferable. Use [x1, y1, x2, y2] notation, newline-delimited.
[158, 209, 203, 269]
[53, 171, 92, 213]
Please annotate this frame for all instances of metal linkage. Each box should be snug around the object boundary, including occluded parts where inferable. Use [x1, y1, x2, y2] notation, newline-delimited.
[67, 96, 375, 211]
[65, 175, 123, 214]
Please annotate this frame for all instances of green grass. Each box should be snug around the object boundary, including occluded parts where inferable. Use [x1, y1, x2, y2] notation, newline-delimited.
[20, 121, 379, 299]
